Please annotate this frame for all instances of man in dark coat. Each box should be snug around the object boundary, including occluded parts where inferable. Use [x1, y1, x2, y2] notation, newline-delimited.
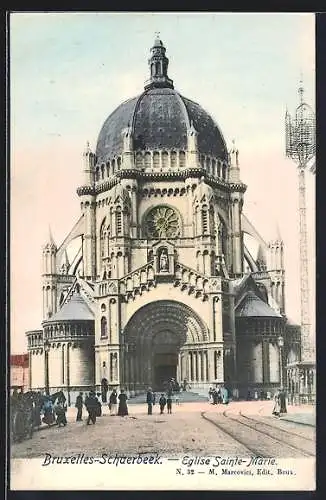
[146, 388, 154, 415]
[85, 391, 98, 425]
[118, 389, 128, 416]
[159, 394, 167, 414]
[167, 391, 173, 414]
[75, 392, 83, 422]
[279, 388, 287, 414]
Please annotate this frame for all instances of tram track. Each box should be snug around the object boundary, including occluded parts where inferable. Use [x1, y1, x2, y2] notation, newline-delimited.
[239, 412, 315, 443]
[201, 410, 315, 458]
[201, 411, 268, 458]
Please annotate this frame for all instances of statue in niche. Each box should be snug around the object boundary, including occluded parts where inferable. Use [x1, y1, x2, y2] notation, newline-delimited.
[159, 249, 169, 272]
[112, 353, 118, 378]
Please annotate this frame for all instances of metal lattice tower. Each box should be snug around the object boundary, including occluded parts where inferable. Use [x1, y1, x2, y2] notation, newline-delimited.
[285, 81, 315, 363]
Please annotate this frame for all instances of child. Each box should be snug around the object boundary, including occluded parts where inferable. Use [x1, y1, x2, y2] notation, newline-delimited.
[159, 393, 167, 414]
[167, 392, 173, 414]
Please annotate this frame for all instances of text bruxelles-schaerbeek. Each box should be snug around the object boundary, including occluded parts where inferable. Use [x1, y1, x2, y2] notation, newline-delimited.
[42, 453, 277, 467]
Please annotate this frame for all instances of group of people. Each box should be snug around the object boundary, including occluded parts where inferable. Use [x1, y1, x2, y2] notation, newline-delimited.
[75, 388, 129, 424]
[146, 388, 177, 415]
[208, 386, 229, 405]
[272, 388, 287, 417]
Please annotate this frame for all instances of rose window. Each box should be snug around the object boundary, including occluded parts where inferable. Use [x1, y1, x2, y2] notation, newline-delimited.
[145, 206, 181, 238]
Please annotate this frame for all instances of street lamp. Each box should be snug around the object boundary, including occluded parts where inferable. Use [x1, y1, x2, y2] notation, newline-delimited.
[44, 340, 50, 395]
[277, 336, 284, 389]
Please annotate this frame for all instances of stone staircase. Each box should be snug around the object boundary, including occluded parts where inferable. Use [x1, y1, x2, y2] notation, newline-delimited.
[127, 390, 209, 405]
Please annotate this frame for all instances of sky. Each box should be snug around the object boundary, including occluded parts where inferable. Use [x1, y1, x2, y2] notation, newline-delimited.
[10, 12, 315, 353]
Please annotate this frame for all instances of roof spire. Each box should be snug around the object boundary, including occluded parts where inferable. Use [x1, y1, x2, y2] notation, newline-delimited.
[298, 73, 305, 105]
[64, 249, 70, 266]
[144, 35, 174, 91]
[256, 243, 267, 271]
[48, 225, 56, 246]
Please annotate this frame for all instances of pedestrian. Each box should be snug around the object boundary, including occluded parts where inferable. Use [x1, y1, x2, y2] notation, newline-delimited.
[75, 392, 83, 422]
[221, 386, 229, 405]
[146, 387, 154, 415]
[212, 389, 218, 405]
[217, 388, 223, 404]
[167, 392, 173, 414]
[85, 391, 98, 425]
[42, 396, 55, 425]
[95, 393, 102, 417]
[118, 389, 128, 416]
[175, 393, 180, 406]
[159, 393, 167, 414]
[109, 388, 118, 416]
[208, 387, 213, 403]
[272, 389, 281, 417]
[55, 397, 67, 427]
[266, 391, 271, 400]
[279, 388, 287, 414]
[254, 390, 258, 401]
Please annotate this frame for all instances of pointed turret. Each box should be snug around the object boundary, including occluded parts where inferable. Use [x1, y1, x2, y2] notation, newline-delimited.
[44, 225, 57, 250]
[144, 34, 174, 90]
[256, 243, 267, 271]
[121, 125, 134, 169]
[228, 139, 240, 183]
[82, 141, 95, 185]
[60, 249, 70, 275]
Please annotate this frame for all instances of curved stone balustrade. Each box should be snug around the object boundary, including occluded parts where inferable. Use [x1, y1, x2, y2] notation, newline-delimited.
[173, 262, 210, 301]
[119, 261, 156, 302]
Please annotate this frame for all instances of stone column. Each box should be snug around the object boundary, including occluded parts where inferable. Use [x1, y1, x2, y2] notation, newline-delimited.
[208, 349, 215, 383]
[198, 351, 202, 382]
[181, 352, 186, 382]
[177, 352, 181, 382]
[188, 351, 192, 381]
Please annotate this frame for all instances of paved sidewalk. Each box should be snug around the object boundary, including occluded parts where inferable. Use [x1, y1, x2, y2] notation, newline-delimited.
[36, 399, 316, 428]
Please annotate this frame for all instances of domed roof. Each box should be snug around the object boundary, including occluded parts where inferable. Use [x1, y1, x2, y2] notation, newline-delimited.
[96, 38, 227, 164]
[45, 291, 94, 322]
[236, 291, 282, 318]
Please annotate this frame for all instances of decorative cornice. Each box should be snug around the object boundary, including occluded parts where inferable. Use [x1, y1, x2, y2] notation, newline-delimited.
[229, 182, 247, 193]
[78, 169, 238, 198]
[76, 185, 96, 196]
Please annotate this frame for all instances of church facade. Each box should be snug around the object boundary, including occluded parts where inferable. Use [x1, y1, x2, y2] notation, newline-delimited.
[26, 37, 301, 401]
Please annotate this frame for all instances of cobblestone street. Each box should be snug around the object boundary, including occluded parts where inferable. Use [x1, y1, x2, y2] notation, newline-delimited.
[11, 400, 315, 459]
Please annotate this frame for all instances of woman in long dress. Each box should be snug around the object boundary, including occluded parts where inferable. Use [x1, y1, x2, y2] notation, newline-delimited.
[118, 389, 128, 417]
[272, 390, 281, 417]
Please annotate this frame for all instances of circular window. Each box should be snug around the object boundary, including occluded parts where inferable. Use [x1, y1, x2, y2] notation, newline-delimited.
[144, 206, 181, 239]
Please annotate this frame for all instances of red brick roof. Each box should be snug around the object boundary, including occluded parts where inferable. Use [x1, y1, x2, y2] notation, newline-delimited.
[10, 354, 29, 368]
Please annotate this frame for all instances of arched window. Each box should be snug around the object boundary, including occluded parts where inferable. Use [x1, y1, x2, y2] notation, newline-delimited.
[153, 151, 160, 168]
[136, 152, 143, 168]
[162, 151, 168, 168]
[101, 317, 107, 338]
[100, 219, 106, 259]
[116, 211, 122, 235]
[179, 151, 186, 168]
[202, 208, 209, 234]
[171, 151, 177, 168]
[145, 152, 151, 168]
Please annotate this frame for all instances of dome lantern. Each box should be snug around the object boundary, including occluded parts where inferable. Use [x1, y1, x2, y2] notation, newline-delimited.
[144, 34, 174, 91]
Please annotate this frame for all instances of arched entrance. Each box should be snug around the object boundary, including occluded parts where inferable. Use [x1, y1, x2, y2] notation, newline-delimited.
[123, 300, 209, 391]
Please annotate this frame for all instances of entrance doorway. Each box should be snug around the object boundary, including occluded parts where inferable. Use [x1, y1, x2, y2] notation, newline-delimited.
[154, 353, 177, 390]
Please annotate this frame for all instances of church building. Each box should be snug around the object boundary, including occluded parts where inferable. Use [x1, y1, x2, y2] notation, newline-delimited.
[26, 36, 301, 401]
